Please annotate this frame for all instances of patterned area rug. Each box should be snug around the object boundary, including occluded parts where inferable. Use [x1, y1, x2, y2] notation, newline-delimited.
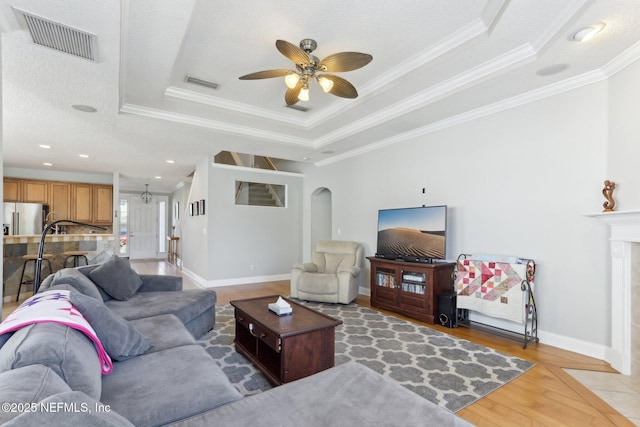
[198, 302, 534, 412]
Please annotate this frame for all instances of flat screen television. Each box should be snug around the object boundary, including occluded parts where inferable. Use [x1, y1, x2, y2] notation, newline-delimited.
[376, 205, 447, 262]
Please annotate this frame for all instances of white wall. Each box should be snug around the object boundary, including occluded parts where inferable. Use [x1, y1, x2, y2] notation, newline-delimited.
[179, 158, 303, 285]
[303, 82, 612, 355]
[608, 59, 640, 209]
[181, 157, 210, 279]
[206, 164, 303, 283]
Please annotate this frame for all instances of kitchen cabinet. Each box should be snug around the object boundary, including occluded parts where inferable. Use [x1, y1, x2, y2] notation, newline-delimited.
[4, 178, 112, 225]
[93, 185, 113, 224]
[71, 184, 93, 223]
[48, 182, 71, 220]
[3, 178, 21, 202]
[22, 180, 48, 204]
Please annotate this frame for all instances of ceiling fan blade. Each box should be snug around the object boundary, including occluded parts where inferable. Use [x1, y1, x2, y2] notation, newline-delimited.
[285, 82, 303, 105]
[319, 52, 373, 72]
[321, 75, 358, 98]
[276, 40, 309, 67]
[239, 69, 291, 80]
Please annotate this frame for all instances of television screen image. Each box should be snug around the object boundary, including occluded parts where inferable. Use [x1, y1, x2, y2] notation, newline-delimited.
[376, 206, 447, 261]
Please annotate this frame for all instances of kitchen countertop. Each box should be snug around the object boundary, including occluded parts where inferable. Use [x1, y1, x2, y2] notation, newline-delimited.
[3, 234, 115, 244]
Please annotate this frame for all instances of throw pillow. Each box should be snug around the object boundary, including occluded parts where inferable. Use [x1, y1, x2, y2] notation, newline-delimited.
[70, 292, 152, 361]
[48, 268, 103, 300]
[88, 256, 143, 301]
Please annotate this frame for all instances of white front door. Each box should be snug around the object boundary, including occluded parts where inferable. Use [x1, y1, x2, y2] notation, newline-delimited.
[129, 196, 157, 259]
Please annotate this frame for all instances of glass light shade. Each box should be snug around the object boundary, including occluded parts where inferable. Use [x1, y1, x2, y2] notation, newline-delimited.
[298, 86, 310, 101]
[285, 73, 300, 89]
[317, 76, 334, 93]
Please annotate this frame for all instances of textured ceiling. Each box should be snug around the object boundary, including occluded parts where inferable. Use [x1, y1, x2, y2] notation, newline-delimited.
[1, 0, 640, 192]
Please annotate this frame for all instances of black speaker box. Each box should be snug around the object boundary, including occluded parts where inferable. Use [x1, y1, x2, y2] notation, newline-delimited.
[438, 291, 457, 328]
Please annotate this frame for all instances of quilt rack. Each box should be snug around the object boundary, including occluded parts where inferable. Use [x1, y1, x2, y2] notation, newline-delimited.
[453, 254, 538, 349]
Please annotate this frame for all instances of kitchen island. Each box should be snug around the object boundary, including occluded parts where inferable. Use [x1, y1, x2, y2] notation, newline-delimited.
[3, 234, 116, 301]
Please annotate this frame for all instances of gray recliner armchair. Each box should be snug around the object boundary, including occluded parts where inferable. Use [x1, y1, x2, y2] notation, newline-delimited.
[290, 240, 362, 304]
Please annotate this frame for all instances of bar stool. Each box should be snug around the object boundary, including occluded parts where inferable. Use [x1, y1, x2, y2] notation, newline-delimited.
[63, 250, 89, 268]
[17, 254, 54, 302]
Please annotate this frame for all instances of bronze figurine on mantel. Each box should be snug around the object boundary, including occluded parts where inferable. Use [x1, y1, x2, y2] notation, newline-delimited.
[602, 180, 616, 212]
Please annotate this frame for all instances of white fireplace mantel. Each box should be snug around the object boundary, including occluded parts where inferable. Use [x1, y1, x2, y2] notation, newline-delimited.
[587, 209, 640, 375]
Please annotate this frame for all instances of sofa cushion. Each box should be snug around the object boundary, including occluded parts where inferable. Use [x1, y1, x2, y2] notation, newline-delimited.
[100, 345, 242, 427]
[0, 365, 72, 424]
[105, 289, 216, 333]
[0, 323, 102, 400]
[128, 314, 195, 353]
[70, 291, 152, 361]
[174, 361, 473, 427]
[89, 256, 143, 301]
[3, 391, 135, 427]
[42, 268, 103, 300]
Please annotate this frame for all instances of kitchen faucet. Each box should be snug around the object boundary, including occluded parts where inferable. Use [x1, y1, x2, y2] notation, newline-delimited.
[45, 212, 59, 234]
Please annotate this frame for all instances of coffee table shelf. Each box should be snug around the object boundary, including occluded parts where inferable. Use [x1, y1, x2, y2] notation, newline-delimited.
[230, 295, 342, 385]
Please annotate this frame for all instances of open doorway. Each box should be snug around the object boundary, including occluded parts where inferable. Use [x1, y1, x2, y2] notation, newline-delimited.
[120, 194, 169, 259]
[310, 187, 332, 251]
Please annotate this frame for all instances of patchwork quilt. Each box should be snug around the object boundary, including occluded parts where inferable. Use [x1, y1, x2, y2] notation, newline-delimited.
[455, 259, 531, 324]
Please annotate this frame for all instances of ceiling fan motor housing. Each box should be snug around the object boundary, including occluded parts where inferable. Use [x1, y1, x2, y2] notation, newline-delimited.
[299, 38, 317, 53]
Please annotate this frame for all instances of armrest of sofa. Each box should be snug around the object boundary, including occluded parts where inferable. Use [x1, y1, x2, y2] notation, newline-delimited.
[137, 275, 183, 292]
[292, 262, 318, 273]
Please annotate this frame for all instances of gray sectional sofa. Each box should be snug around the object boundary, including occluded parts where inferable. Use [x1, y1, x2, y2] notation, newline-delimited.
[0, 256, 472, 427]
[0, 256, 242, 426]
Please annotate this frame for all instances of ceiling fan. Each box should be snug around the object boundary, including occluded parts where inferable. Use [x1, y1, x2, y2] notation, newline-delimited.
[239, 39, 373, 105]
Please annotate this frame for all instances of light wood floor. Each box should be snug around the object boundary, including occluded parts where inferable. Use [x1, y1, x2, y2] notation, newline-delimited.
[4, 260, 635, 426]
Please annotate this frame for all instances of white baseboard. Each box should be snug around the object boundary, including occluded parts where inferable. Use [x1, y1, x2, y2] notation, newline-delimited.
[180, 268, 290, 288]
[537, 329, 612, 368]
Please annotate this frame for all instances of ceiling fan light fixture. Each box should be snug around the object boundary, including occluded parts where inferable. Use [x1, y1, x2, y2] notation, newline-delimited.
[298, 85, 310, 101]
[317, 75, 334, 93]
[284, 72, 300, 89]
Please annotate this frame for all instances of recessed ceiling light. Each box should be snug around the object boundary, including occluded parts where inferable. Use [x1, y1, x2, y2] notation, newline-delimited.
[166, 160, 175, 164]
[71, 104, 97, 113]
[536, 63, 569, 76]
[573, 22, 606, 42]
[79, 154, 89, 158]
[39, 144, 51, 149]
[43, 162, 53, 166]
[154, 176, 162, 179]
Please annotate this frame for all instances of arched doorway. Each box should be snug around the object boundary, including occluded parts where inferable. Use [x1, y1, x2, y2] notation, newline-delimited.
[310, 187, 332, 251]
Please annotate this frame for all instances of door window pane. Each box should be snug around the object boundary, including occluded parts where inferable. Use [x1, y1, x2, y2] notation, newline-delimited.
[119, 198, 128, 255]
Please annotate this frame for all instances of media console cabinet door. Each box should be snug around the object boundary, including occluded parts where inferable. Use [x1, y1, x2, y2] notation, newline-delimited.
[368, 257, 455, 324]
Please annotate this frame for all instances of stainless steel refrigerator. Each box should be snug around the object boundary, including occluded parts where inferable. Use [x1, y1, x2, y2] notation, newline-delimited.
[3, 203, 47, 235]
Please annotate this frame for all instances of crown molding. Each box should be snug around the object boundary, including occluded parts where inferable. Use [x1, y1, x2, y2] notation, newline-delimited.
[601, 39, 640, 78]
[120, 103, 313, 147]
[164, 86, 309, 127]
[313, 43, 536, 148]
[316, 68, 608, 167]
[305, 17, 492, 129]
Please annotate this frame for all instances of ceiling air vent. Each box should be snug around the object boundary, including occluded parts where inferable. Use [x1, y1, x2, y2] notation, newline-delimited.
[14, 8, 98, 61]
[185, 75, 219, 90]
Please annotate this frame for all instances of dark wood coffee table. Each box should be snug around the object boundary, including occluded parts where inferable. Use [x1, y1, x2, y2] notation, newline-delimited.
[229, 295, 342, 385]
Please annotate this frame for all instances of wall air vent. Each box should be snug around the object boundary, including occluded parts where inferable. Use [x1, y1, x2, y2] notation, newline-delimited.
[14, 8, 98, 61]
[285, 104, 309, 112]
[185, 75, 219, 90]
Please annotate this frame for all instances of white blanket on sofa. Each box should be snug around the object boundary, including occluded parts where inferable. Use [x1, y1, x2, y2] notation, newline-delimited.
[0, 290, 112, 374]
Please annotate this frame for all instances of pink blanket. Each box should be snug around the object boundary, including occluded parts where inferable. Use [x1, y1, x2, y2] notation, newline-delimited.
[0, 290, 112, 374]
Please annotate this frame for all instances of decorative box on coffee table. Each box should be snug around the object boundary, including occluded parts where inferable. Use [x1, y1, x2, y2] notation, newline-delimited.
[230, 295, 342, 385]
